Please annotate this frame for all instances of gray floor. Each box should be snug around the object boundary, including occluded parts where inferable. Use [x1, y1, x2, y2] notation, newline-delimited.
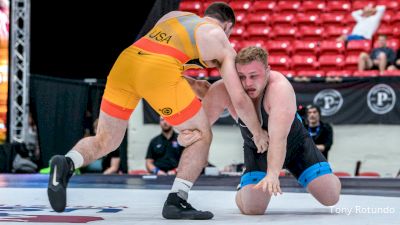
[1, 188, 399, 225]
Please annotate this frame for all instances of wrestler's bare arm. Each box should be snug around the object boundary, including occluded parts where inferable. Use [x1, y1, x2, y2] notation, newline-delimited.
[265, 73, 297, 176]
[196, 25, 268, 151]
[202, 80, 237, 125]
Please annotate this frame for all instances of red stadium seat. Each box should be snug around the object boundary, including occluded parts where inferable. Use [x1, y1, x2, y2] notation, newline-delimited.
[247, 12, 270, 26]
[376, 24, 394, 38]
[242, 40, 266, 49]
[297, 26, 324, 41]
[292, 55, 319, 71]
[296, 70, 325, 77]
[319, 55, 345, 71]
[324, 26, 352, 39]
[179, 1, 202, 14]
[326, 70, 354, 77]
[183, 69, 208, 78]
[269, 55, 292, 71]
[321, 13, 345, 27]
[343, 13, 357, 27]
[344, 55, 360, 70]
[376, 0, 399, 13]
[352, 1, 376, 10]
[292, 40, 319, 55]
[252, 1, 277, 13]
[357, 171, 381, 177]
[353, 70, 379, 77]
[229, 1, 252, 13]
[229, 38, 242, 52]
[209, 68, 220, 77]
[334, 171, 351, 177]
[230, 25, 246, 38]
[246, 25, 272, 40]
[235, 12, 247, 26]
[266, 40, 292, 56]
[272, 26, 298, 41]
[391, 14, 400, 26]
[275, 1, 301, 14]
[301, 1, 326, 14]
[381, 70, 400, 76]
[326, 1, 352, 14]
[280, 70, 297, 78]
[380, 11, 394, 26]
[129, 169, 149, 175]
[296, 13, 321, 27]
[346, 40, 372, 56]
[271, 13, 296, 27]
[320, 41, 345, 55]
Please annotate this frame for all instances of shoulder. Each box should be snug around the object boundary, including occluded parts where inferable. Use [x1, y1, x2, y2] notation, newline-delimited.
[197, 24, 226, 41]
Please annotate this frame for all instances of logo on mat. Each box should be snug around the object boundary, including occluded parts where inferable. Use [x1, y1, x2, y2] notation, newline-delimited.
[313, 89, 343, 116]
[367, 84, 396, 115]
[160, 108, 172, 115]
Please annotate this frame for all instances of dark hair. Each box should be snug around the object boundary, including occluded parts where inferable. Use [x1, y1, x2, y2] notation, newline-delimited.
[306, 104, 321, 115]
[204, 2, 236, 26]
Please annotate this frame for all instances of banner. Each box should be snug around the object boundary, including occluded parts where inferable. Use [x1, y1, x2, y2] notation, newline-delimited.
[143, 77, 400, 125]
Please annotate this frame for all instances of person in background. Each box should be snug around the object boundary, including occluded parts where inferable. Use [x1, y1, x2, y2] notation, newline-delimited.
[358, 34, 395, 74]
[305, 105, 333, 160]
[337, 4, 385, 42]
[145, 117, 184, 175]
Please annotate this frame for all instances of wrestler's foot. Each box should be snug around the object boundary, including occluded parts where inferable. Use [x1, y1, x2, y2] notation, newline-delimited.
[47, 155, 74, 212]
[162, 192, 214, 220]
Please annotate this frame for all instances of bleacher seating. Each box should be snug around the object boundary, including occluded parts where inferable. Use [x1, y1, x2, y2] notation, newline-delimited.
[178, 0, 400, 78]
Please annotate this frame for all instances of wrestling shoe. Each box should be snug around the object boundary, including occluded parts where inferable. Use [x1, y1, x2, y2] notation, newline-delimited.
[47, 155, 74, 212]
[162, 192, 214, 220]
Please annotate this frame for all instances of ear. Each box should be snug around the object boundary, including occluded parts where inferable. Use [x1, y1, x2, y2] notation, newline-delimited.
[223, 22, 233, 33]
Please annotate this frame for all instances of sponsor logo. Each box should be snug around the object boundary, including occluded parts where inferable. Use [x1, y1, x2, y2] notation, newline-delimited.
[160, 108, 173, 116]
[367, 84, 396, 115]
[313, 89, 343, 116]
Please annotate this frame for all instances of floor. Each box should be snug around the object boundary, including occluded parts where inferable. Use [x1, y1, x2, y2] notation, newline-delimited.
[0, 174, 399, 224]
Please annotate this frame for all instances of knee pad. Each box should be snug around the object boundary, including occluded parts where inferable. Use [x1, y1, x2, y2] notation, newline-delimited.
[298, 162, 333, 188]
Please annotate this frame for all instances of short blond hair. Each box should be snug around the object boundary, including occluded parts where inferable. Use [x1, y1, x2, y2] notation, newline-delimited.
[235, 46, 269, 67]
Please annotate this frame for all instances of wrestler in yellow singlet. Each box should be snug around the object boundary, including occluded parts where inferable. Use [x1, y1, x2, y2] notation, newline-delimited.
[101, 13, 213, 125]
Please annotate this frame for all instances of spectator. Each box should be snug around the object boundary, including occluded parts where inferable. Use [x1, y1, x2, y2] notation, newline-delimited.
[305, 104, 333, 160]
[387, 48, 400, 70]
[358, 34, 395, 74]
[146, 117, 184, 175]
[337, 4, 385, 42]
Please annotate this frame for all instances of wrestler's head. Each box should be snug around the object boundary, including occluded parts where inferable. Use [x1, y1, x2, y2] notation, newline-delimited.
[204, 2, 236, 37]
[235, 46, 270, 99]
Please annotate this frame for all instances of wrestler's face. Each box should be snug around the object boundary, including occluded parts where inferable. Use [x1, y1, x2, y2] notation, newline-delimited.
[236, 60, 269, 99]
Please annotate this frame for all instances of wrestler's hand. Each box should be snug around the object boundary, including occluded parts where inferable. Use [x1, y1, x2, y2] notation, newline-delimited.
[253, 129, 269, 153]
[177, 129, 201, 147]
[192, 80, 211, 99]
[254, 173, 282, 196]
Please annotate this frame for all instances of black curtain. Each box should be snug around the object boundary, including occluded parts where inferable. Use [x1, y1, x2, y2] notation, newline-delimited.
[30, 75, 89, 167]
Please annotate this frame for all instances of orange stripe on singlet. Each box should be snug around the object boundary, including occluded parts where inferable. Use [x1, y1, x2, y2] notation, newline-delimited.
[100, 99, 133, 120]
[163, 98, 202, 126]
[133, 38, 190, 64]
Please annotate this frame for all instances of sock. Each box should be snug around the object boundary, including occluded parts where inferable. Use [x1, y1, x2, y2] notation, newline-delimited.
[65, 150, 84, 169]
[171, 178, 193, 200]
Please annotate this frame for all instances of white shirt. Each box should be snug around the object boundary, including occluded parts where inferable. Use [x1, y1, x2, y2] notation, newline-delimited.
[351, 5, 385, 39]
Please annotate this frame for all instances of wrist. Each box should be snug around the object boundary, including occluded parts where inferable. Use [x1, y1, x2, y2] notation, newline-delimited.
[152, 167, 160, 174]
